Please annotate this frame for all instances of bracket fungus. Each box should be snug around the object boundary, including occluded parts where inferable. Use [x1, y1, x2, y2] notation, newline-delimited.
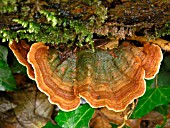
[9, 40, 35, 80]
[28, 43, 80, 111]
[9, 41, 163, 112]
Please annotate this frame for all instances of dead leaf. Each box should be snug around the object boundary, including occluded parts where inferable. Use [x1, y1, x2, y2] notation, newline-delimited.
[90, 104, 141, 128]
[0, 80, 54, 128]
[141, 108, 170, 128]
[90, 109, 112, 128]
[126, 36, 170, 51]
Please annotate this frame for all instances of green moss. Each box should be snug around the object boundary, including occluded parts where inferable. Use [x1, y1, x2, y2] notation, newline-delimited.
[0, 0, 169, 51]
[155, 21, 170, 37]
[0, 0, 17, 13]
[0, 9, 94, 50]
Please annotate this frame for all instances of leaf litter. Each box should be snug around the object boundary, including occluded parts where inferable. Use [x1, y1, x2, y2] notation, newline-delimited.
[0, 74, 54, 128]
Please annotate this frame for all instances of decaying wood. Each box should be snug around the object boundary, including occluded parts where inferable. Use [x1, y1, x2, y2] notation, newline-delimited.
[0, 0, 170, 38]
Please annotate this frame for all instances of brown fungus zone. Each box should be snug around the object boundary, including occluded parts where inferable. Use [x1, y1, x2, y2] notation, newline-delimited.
[27, 43, 80, 111]
[74, 42, 162, 111]
[9, 40, 35, 80]
[10, 41, 162, 112]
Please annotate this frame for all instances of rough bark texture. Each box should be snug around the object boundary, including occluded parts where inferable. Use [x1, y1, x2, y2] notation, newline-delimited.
[0, 0, 170, 38]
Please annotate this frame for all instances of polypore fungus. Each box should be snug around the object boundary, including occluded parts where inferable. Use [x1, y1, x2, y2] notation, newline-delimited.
[27, 43, 80, 111]
[139, 43, 163, 79]
[10, 41, 163, 112]
[9, 40, 35, 80]
[75, 42, 163, 111]
[118, 42, 163, 79]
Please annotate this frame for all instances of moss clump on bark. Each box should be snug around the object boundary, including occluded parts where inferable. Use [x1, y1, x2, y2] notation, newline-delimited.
[0, 0, 170, 48]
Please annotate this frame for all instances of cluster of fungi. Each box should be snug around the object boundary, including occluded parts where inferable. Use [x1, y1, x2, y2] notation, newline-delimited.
[9, 39, 163, 112]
